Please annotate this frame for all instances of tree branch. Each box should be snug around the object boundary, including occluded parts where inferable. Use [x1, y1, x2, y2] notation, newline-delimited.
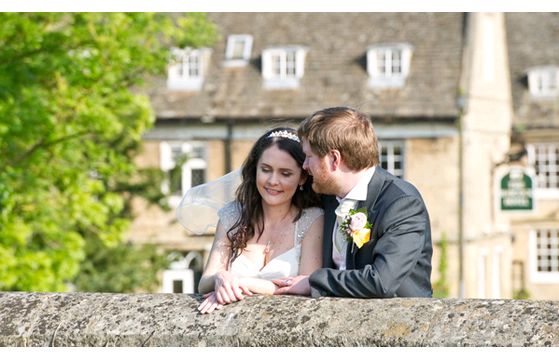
[8, 130, 92, 168]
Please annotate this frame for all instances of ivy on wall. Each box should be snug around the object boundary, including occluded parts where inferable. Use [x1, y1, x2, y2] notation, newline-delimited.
[433, 233, 449, 298]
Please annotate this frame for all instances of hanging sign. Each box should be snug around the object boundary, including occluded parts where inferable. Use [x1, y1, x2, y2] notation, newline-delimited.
[500, 168, 534, 211]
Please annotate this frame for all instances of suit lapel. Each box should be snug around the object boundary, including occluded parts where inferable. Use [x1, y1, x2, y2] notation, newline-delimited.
[346, 167, 388, 268]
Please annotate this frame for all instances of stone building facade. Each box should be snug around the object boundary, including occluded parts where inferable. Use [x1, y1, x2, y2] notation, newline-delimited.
[125, 13, 559, 300]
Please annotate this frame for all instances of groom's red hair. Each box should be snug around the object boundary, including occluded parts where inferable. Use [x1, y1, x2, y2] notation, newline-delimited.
[298, 106, 379, 170]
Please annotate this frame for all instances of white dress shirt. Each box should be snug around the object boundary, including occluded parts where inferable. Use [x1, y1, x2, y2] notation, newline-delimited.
[332, 167, 376, 270]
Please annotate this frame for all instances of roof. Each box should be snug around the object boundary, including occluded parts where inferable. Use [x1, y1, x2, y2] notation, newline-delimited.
[149, 13, 464, 121]
[506, 13, 559, 129]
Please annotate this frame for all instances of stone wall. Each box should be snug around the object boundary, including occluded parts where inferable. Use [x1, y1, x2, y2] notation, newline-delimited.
[0, 292, 557, 346]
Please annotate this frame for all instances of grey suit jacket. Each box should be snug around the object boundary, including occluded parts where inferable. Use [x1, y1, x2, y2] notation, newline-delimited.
[309, 167, 433, 298]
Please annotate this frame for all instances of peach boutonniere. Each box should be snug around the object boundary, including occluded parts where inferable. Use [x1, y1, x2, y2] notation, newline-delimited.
[339, 208, 372, 249]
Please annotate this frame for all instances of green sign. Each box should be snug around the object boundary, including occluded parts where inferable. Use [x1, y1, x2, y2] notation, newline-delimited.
[500, 168, 534, 211]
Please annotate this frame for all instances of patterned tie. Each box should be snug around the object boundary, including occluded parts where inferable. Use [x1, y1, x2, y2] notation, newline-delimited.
[333, 198, 357, 259]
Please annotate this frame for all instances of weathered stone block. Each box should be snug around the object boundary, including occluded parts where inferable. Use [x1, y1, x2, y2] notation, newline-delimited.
[0, 292, 557, 346]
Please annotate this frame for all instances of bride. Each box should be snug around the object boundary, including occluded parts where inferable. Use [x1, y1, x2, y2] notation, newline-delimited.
[197, 127, 324, 314]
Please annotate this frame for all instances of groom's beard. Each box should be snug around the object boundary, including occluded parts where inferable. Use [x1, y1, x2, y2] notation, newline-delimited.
[310, 166, 338, 196]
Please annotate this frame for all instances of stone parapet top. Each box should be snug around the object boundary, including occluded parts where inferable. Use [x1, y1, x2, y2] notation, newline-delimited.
[0, 292, 557, 346]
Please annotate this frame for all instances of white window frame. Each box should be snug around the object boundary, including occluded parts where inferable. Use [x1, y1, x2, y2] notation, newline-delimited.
[167, 47, 211, 91]
[161, 269, 194, 294]
[160, 141, 207, 207]
[367, 43, 413, 89]
[262, 46, 307, 89]
[529, 228, 559, 284]
[224, 34, 253, 67]
[161, 251, 204, 294]
[527, 143, 559, 198]
[527, 66, 559, 98]
[379, 140, 405, 178]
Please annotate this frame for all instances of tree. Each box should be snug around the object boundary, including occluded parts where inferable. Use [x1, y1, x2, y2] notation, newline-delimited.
[72, 241, 169, 293]
[0, 13, 217, 291]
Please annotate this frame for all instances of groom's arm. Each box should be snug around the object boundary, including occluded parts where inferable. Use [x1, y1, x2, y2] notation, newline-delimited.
[309, 195, 429, 298]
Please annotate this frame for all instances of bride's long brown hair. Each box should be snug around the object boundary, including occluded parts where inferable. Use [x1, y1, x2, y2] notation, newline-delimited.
[226, 127, 320, 268]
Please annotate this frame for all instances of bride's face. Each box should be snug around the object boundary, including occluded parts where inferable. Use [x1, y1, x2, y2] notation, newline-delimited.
[256, 144, 305, 207]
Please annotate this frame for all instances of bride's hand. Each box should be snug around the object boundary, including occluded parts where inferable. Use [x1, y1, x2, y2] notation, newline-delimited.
[214, 271, 253, 304]
[198, 292, 224, 314]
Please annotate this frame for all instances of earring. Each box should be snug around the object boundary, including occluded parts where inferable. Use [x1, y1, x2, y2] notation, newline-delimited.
[299, 185, 304, 191]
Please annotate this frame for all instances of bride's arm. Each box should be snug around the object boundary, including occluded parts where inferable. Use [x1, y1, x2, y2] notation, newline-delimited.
[237, 277, 277, 295]
[298, 213, 324, 275]
[198, 221, 277, 296]
[198, 221, 232, 294]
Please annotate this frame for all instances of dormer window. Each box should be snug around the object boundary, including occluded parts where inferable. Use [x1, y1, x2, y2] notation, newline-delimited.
[367, 43, 413, 89]
[262, 46, 307, 89]
[167, 47, 211, 91]
[224, 34, 253, 67]
[527, 66, 559, 98]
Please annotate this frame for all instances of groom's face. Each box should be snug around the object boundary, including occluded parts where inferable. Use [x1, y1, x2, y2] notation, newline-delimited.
[301, 139, 337, 195]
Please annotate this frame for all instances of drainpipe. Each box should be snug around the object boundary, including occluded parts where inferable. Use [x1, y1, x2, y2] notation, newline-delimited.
[455, 12, 470, 300]
[457, 97, 465, 299]
[225, 118, 234, 173]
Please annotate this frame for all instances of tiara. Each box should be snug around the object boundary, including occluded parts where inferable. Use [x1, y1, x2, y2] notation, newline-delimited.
[267, 130, 300, 143]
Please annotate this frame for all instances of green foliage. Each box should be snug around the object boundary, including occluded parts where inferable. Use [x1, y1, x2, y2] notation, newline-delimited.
[0, 13, 217, 292]
[433, 233, 449, 298]
[513, 288, 530, 300]
[72, 241, 170, 293]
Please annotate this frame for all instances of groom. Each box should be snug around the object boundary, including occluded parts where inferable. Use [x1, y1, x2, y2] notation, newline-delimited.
[274, 106, 432, 298]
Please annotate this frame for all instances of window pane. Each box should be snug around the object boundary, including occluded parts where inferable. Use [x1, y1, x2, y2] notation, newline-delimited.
[171, 145, 183, 163]
[232, 39, 246, 59]
[169, 166, 183, 196]
[191, 168, 206, 187]
[391, 50, 402, 74]
[536, 229, 559, 273]
[550, 71, 557, 90]
[172, 280, 183, 293]
[380, 141, 404, 178]
[175, 52, 200, 78]
[377, 51, 387, 75]
[532, 69, 559, 95]
[529, 144, 559, 189]
[191, 145, 205, 159]
[271, 54, 282, 76]
[188, 54, 200, 77]
[286, 51, 296, 77]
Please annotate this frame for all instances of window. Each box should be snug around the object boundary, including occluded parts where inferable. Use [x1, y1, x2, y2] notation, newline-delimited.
[530, 228, 559, 283]
[172, 280, 183, 293]
[527, 143, 559, 194]
[161, 252, 204, 294]
[160, 141, 207, 206]
[380, 141, 404, 178]
[527, 66, 559, 98]
[262, 46, 307, 89]
[224, 34, 253, 66]
[167, 47, 211, 91]
[367, 43, 413, 89]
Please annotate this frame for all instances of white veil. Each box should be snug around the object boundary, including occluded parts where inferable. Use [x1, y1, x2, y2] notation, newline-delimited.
[176, 169, 242, 235]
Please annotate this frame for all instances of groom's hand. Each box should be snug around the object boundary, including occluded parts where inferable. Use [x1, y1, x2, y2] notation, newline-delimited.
[272, 275, 310, 295]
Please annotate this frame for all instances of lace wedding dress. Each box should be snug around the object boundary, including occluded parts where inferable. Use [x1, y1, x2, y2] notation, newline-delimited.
[218, 202, 323, 281]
